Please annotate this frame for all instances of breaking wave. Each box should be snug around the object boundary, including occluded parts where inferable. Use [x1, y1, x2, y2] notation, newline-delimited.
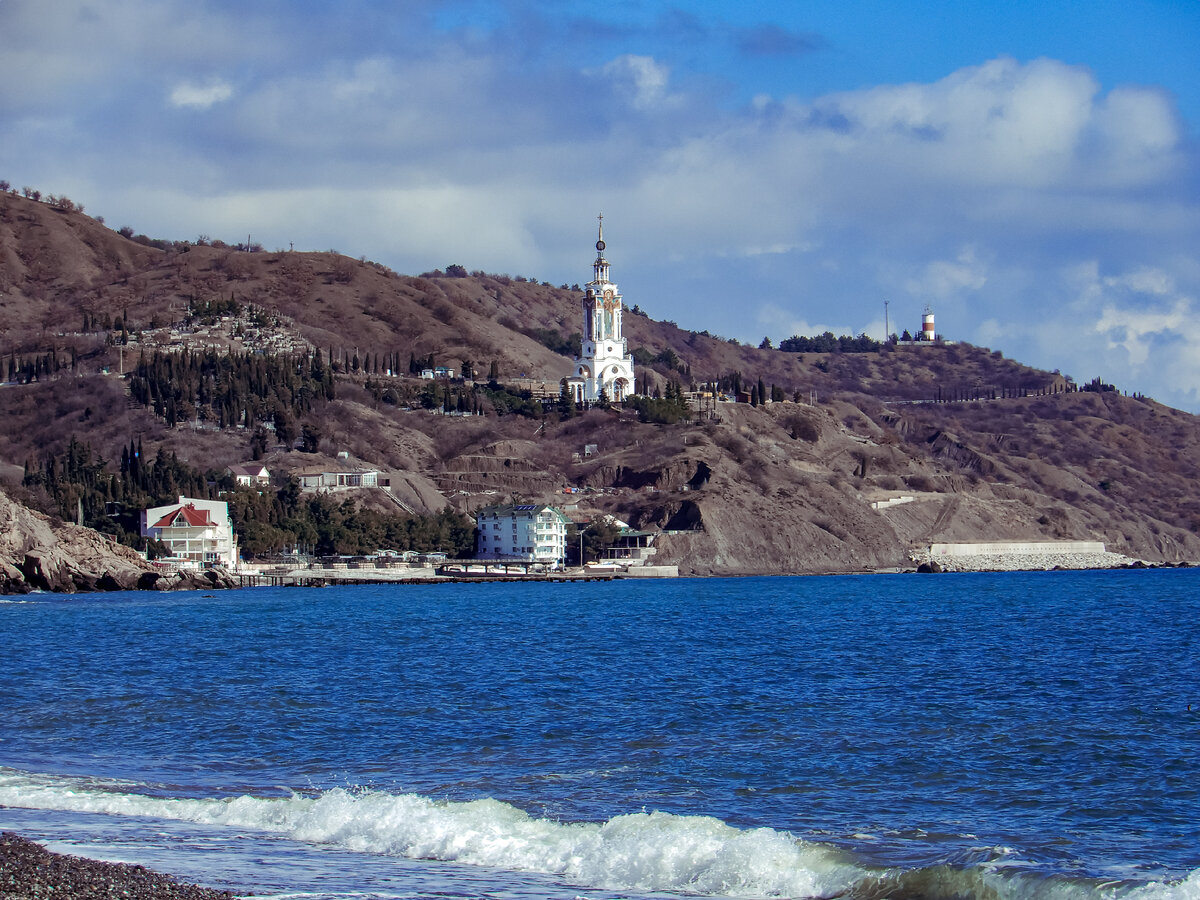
[1, 767, 1196, 900]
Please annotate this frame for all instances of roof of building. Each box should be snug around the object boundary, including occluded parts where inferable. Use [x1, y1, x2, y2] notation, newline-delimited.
[151, 504, 215, 529]
[291, 464, 380, 476]
[227, 463, 269, 477]
[475, 503, 565, 518]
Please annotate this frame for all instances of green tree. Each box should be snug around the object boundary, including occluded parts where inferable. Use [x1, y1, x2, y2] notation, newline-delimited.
[558, 381, 577, 420]
[273, 406, 296, 449]
[300, 422, 322, 453]
[582, 515, 622, 563]
[250, 427, 269, 460]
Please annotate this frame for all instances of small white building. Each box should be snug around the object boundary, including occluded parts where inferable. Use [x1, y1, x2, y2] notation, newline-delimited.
[226, 463, 270, 487]
[475, 504, 569, 565]
[293, 465, 380, 492]
[141, 496, 239, 568]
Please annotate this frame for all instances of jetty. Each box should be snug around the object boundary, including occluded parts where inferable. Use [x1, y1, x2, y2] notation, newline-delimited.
[235, 558, 677, 588]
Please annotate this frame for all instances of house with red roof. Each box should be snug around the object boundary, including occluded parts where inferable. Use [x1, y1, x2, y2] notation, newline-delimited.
[140, 496, 239, 568]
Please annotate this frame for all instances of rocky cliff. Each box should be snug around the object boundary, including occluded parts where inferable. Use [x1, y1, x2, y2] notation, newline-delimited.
[0, 489, 235, 594]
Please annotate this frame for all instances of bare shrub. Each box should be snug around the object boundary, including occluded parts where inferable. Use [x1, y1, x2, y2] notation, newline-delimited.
[432, 301, 457, 325]
[713, 429, 751, 462]
[784, 413, 820, 442]
[331, 255, 357, 284]
[905, 473, 936, 492]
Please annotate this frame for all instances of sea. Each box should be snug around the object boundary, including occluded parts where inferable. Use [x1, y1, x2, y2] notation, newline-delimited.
[0, 571, 1197, 900]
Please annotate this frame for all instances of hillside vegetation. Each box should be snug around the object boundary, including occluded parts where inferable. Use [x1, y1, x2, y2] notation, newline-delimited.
[1, 187, 1197, 574]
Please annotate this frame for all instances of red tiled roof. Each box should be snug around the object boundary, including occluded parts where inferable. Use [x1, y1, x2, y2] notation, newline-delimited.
[152, 504, 214, 529]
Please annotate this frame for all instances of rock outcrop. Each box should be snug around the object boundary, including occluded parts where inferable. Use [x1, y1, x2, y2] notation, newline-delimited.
[0, 488, 237, 594]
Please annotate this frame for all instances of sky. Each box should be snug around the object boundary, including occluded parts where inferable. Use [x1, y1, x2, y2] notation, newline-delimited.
[3, 0, 1200, 409]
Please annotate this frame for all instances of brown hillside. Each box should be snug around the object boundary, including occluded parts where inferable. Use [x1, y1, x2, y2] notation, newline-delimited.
[1, 188, 1198, 573]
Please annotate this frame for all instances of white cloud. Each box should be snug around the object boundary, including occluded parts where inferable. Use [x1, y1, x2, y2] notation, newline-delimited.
[797, 57, 1101, 190]
[169, 79, 233, 110]
[905, 246, 988, 301]
[597, 54, 677, 110]
[1087, 85, 1183, 187]
[1089, 266, 1196, 370]
[754, 304, 846, 340]
[975, 318, 1018, 348]
[1095, 298, 1192, 367]
[2, 1, 1197, 408]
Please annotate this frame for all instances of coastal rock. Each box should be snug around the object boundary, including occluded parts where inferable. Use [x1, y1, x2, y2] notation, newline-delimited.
[172, 569, 239, 591]
[0, 488, 157, 594]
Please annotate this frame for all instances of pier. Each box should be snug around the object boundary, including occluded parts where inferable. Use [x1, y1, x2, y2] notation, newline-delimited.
[234, 562, 645, 587]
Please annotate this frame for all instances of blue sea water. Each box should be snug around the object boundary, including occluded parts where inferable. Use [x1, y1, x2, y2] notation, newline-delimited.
[1, 571, 1198, 900]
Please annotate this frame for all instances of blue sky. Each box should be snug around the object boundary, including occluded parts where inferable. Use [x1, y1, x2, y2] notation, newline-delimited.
[3, 0, 1199, 409]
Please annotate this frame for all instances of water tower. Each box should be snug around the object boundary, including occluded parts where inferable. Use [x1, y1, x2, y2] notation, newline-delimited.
[921, 306, 936, 342]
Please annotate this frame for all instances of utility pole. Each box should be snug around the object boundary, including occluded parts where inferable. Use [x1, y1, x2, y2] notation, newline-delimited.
[884, 299, 890, 343]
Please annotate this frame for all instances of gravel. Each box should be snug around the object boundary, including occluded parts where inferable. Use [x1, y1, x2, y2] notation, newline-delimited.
[0, 833, 238, 900]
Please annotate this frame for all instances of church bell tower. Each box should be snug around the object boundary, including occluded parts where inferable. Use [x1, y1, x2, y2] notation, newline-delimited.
[568, 215, 636, 404]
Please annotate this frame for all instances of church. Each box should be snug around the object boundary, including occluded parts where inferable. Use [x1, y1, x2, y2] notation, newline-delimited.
[565, 216, 637, 404]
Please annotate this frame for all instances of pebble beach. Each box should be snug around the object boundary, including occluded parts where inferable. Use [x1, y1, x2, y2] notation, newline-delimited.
[0, 833, 236, 900]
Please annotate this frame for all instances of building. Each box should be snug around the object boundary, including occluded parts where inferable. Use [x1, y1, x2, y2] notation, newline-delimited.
[597, 528, 658, 565]
[921, 306, 936, 341]
[566, 215, 636, 404]
[226, 463, 270, 487]
[475, 504, 569, 565]
[292, 464, 381, 492]
[141, 496, 239, 568]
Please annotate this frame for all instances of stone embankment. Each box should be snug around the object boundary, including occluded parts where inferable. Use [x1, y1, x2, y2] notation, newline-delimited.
[911, 541, 1144, 573]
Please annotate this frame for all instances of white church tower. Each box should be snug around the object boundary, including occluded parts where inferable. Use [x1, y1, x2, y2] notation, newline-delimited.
[567, 215, 636, 404]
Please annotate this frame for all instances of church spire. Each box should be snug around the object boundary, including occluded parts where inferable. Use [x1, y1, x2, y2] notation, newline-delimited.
[593, 212, 609, 284]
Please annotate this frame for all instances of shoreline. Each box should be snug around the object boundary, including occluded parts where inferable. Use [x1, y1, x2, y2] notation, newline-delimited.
[0, 832, 238, 900]
[4, 556, 1193, 596]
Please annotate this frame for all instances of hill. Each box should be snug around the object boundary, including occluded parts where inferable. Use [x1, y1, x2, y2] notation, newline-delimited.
[2, 187, 1198, 576]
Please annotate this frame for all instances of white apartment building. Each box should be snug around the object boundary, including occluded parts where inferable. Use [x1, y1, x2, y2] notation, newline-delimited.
[475, 504, 569, 565]
[141, 496, 239, 568]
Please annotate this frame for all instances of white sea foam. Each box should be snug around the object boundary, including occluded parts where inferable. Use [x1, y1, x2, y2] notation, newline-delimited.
[0, 768, 859, 897]
[2, 767, 1197, 900]
[1128, 870, 1200, 900]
